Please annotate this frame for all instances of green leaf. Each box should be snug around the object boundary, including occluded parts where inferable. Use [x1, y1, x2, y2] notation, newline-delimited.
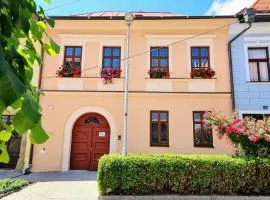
[22, 95, 41, 124]
[0, 100, 5, 114]
[46, 18, 55, 28]
[13, 111, 34, 134]
[0, 143, 9, 163]
[10, 97, 23, 110]
[0, 49, 26, 106]
[30, 123, 49, 144]
[0, 130, 11, 142]
[43, 0, 51, 4]
[50, 37, 60, 54]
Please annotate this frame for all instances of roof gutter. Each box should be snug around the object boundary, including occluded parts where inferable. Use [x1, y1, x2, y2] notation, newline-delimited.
[228, 22, 252, 111]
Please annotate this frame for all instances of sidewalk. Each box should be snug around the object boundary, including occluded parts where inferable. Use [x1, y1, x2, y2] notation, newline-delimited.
[2, 171, 98, 200]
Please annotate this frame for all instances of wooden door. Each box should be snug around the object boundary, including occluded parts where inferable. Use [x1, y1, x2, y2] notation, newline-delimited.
[70, 113, 110, 171]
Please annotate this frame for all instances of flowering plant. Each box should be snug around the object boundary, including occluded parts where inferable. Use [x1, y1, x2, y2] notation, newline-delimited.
[100, 68, 122, 84]
[203, 111, 270, 157]
[148, 68, 169, 78]
[190, 67, 215, 79]
[56, 63, 81, 77]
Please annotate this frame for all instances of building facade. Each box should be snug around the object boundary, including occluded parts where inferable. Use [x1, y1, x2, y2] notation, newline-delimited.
[31, 12, 235, 172]
[230, 0, 270, 119]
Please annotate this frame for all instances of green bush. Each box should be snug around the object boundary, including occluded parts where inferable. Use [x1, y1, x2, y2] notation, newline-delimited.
[98, 154, 270, 195]
[0, 179, 29, 194]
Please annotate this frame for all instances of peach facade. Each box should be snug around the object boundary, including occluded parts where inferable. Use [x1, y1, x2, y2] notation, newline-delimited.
[32, 17, 236, 172]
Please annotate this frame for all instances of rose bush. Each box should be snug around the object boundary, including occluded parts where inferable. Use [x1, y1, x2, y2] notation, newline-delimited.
[203, 111, 270, 157]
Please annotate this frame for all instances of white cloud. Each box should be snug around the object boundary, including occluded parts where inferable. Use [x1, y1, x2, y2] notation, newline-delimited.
[205, 0, 256, 15]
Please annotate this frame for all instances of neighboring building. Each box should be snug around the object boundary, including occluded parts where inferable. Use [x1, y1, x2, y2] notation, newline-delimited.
[31, 12, 235, 172]
[230, 0, 270, 119]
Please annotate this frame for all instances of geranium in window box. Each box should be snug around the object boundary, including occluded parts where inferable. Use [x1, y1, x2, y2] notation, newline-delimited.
[190, 67, 215, 79]
[148, 68, 169, 79]
[56, 63, 81, 78]
[100, 68, 122, 84]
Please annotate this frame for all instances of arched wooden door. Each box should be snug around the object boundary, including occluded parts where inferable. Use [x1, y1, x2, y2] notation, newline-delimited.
[70, 113, 110, 170]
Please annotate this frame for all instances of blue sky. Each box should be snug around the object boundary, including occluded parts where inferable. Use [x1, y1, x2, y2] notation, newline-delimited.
[35, 0, 255, 16]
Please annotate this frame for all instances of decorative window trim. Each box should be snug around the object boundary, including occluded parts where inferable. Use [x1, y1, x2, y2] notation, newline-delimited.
[150, 111, 169, 147]
[186, 39, 214, 76]
[102, 46, 121, 69]
[146, 38, 173, 78]
[59, 40, 86, 77]
[190, 46, 210, 68]
[192, 111, 213, 148]
[244, 44, 270, 82]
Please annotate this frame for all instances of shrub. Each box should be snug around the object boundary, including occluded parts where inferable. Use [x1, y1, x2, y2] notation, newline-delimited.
[203, 111, 270, 158]
[0, 179, 29, 194]
[98, 154, 270, 195]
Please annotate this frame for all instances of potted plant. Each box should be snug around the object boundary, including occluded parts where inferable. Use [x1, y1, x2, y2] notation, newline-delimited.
[56, 63, 81, 78]
[190, 67, 215, 79]
[100, 68, 122, 84]
[148, 68, 169, 79]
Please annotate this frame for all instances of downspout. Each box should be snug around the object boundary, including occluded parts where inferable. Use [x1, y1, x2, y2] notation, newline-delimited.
[228, 22, 252, 111]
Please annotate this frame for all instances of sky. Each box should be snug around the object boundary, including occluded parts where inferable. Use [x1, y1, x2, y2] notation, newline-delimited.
[35, 0, 256, 16]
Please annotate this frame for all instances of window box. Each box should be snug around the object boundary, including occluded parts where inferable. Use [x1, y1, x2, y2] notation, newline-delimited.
[100, 68, 122, 84]
[190, 67, 215, 79]
[148, 68, 170, 79]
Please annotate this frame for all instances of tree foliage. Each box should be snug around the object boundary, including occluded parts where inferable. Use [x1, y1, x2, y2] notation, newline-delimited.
[0, 0, 60, 163]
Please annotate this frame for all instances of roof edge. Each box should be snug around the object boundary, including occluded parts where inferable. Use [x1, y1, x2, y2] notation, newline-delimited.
[51, 15, 236, 20]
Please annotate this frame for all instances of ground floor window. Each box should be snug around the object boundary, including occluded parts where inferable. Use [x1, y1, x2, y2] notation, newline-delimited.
[242, 113, 270, 120]
[193, 111, 213, 148]
[150, 111, 169, 147]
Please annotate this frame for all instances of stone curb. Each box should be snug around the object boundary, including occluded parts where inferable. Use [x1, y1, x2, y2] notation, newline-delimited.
[99, 196, 270, 200]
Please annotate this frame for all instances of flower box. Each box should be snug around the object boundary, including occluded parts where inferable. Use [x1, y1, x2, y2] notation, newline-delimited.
[148, 68, 169, 79]
[100, 68, 122, 84]
[56, 63, 81, 78]
[190, 67, 215, 79]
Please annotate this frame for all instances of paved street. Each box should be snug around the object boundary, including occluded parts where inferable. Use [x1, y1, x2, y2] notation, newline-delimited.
[2, 171, 99, 200]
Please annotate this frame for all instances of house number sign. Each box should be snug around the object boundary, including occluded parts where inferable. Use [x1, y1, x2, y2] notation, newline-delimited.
[99, 132, 106, 137]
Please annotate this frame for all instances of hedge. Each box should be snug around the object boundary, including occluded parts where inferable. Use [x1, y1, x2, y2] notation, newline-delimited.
[0, 179, 29, 194]
[98, 154, 270, 195]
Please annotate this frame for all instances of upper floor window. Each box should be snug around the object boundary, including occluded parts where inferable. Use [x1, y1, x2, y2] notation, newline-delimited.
[191, 47, 210, 68]
[150, 111, 169, 147]
[64, 46, 82, 68]
[102, 47, 121, 69]
[193, 111, 213, 148]
[248, 48, 270, 82]
[150, 47, 169, 69]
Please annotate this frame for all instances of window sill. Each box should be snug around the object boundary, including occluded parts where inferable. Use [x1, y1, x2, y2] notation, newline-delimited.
[194, 145, 215, 148]
[150, 144, 170, 147]
[247, 81, 270, 85]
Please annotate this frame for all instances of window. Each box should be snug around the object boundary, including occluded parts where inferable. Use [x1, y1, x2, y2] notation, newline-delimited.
[84, 117, 100, 125]
[64, 46, 82, 68]
[248, 48, 270, 82]
[191, 47, 210, 68]
[150, 47, 169, 69]
[150, 111, 169, 147]
[243, 113, 270, 120]
[193, 111, 213, 147]
[102, 47, 121, 69]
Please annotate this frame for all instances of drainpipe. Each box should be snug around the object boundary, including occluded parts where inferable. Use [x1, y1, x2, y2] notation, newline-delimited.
[228, 22, 252, 111]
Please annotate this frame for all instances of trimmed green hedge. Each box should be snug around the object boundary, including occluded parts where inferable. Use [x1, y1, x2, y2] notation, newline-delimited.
[98, 154, 270, 195]
[0, 179, 29, 194]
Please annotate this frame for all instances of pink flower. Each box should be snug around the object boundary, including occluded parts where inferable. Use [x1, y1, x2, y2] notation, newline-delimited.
[248, 134, 260, 142]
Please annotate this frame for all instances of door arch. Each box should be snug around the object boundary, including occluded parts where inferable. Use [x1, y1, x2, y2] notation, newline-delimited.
[70, 113, 110, 170]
